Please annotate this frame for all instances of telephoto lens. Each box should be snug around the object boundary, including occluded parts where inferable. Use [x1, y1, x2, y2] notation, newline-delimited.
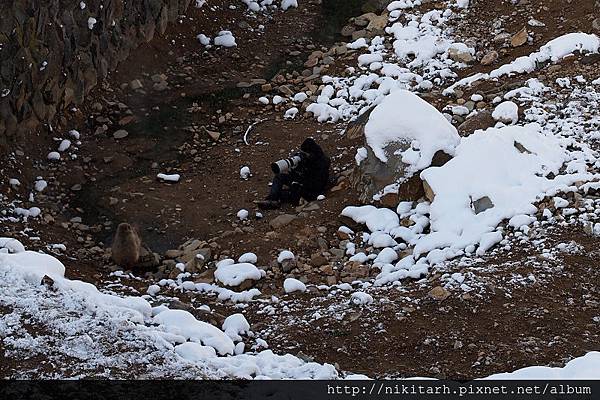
[271, 155, 302, 174]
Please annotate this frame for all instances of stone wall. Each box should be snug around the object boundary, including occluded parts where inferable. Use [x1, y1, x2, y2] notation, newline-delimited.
[0, 0, 192, 151]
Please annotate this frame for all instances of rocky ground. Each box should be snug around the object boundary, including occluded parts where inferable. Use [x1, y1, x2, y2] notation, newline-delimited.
[1, 0, 599, 378]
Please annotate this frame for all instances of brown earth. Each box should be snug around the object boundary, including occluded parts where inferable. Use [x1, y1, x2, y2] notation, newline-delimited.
[1, 0, 599, 378]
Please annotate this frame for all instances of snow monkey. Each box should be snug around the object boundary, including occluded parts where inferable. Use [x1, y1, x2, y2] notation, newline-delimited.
[111, 223, 142, 268]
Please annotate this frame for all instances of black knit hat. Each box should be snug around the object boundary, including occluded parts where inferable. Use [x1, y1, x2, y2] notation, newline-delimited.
[300, 137, 318, 153]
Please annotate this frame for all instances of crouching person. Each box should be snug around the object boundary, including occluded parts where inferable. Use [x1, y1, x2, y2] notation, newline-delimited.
[257, 138, 330, 209]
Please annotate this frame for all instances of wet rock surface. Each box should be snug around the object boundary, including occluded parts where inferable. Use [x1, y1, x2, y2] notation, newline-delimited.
[0, 0, 192, 149]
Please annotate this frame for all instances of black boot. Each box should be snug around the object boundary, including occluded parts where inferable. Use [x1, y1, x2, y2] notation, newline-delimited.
[256, 199, 281, 210]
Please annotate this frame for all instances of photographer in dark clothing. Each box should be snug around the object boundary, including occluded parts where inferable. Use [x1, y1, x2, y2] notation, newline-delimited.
[257, 138, 331, 209]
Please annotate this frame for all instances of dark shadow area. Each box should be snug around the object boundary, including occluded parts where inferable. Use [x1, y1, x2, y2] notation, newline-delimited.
[318, 0, 368, 43]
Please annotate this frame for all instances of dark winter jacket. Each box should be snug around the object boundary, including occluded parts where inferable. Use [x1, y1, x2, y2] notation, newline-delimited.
[292, 138, 331, 200]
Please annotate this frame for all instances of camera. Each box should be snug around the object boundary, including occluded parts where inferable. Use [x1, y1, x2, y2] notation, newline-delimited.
[271, 152, 306, 174]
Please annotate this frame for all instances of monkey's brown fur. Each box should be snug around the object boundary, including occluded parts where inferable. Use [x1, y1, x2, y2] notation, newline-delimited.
[111, 223, 142, 268]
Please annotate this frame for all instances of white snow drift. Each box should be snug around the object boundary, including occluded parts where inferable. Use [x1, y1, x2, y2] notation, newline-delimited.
[418, 123, 585, 258]
[343, 120, 596, 285]
[0, 240, 337, 379]
[484, 352, 600, 379]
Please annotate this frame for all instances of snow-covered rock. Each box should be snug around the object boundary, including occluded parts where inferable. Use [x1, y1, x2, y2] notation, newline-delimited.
[418, 123, 577, 259]
[240, 166, 251, 180]
[214, 262, 265, 287]
[214, 31, 237, 47]
[153, 309, 235, 355]
[222, 313, 250, 341]
[197, 33, 211, 46]
[281, 0, 298, 10]
[283, 278, 306, 293]
[492, 101, 519, 124]
[174, 342, 217, 361]
[0, 238, 26, 254]
[284, 107, 298, 119]
[341, 206, 399, 233]
[277, 250, 295, 263]
[553, 197, 569, 208]
[447, 43, 474, 63]
[238, 252, 257, 264]
[351, 292, 374, 305]
[387, 0, 421, 11]
[349, 90, 460, 203]
[58, 139, 71, 152]
[237, 209, 249, 220]
[147, 285, 160, 296]
[34, 179, 48, 192]
[373, 247, 399, 265]
[293, 93, 308, 102]
[69, 129, 80, 140]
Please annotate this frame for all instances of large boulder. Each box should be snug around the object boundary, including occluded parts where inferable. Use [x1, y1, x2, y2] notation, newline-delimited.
[361, 0, 393, 13]
[349, 90, 460, 204]
[458, 110, 495, 136]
